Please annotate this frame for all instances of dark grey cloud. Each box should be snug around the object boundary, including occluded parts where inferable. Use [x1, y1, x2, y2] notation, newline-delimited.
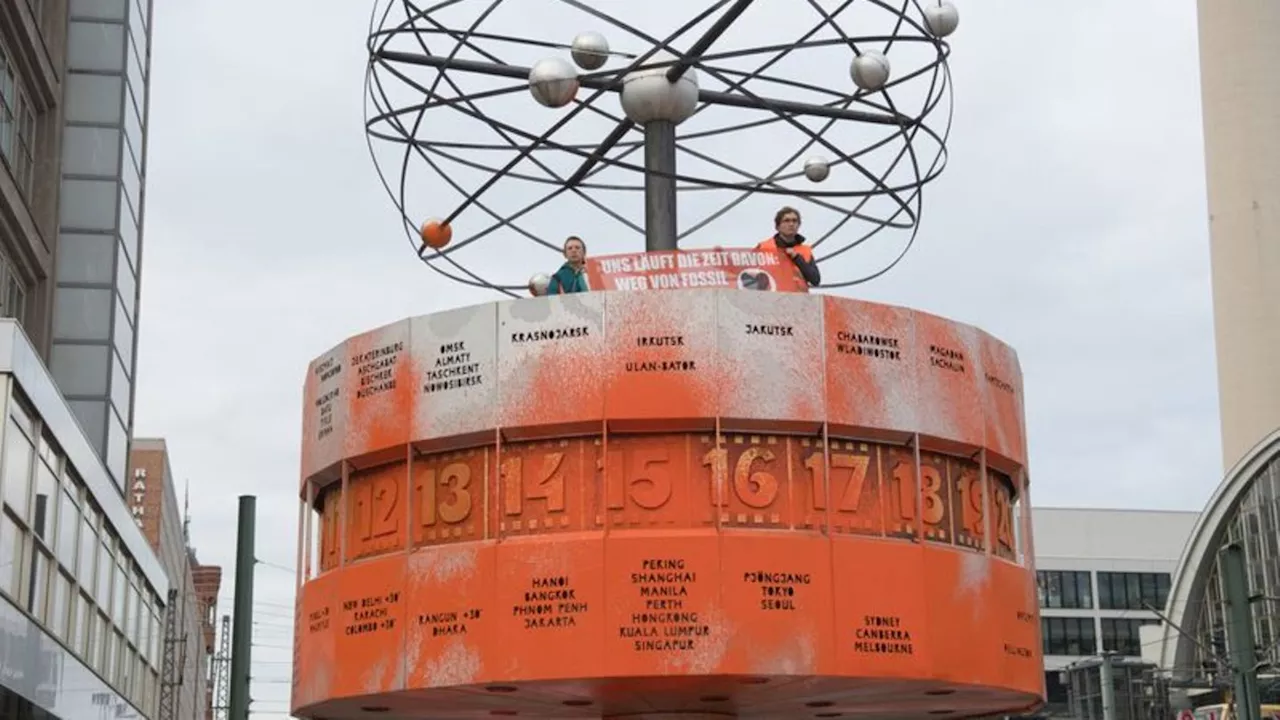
[134, 1, 1217, 715]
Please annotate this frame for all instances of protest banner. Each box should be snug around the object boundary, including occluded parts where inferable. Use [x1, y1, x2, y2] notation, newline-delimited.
[585, 247, 810, 293]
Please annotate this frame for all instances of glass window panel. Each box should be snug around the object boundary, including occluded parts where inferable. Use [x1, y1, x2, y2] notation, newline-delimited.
[26, 548, 49, 617]
[113, 296, 133, 368]
[69, 400, 107, 453]
[110, 352, 131, 424]
[67, 22, 126, 72]
[1157, 573, 1171, 609]
[96, 537, 111, 604]
[105, 629, 117, 680]
[50, 343, 110, 396]
[9, 395, 34, 437]
[2, 419, 33, 519]
[122, 91, 143, 169]
[85, 606, 98, 659]
[62, 125, 121, 177]
[1141, 573, 1158, 609]
[57, 489, 78, 570]
[1062, 572, 1079, 609]
[65, 73, 123, 124]
[53, 278, 113, 340]
[75, 592, 90, 655]
[107, 408, 128, 487]
[70, 0, 127, 19]
[59, 179, 119, 231]
[131, 0, 148, 51]
[96, 611, 109, 669]
[1126, 574, 1142, 610]
[128, 583, 140, 644]
[118, 207, 139, 269]
[52, 571, 70, 637]
[1082, 617, 1096, 654]
[32, 459, 57, 543]
[126, 47, 145, 112]
[1045, 571, 1062, 609]
[113, 558, 127, 626]
[1077, 571, 1094, 609]
[150, 608, 160, 664]
[79, 519, 96, 586]
[55, 232, 116, 284]
[1065, 617, 1082, 655]
[0, 511, 20, 598]
[120, 143, 141, 240]
[116, 243, 137, 318]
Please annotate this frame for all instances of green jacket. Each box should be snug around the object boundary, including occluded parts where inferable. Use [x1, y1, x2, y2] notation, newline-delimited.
[547, 263, 589, 294]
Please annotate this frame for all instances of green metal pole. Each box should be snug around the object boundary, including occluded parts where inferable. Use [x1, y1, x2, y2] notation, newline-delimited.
[228, 495, 257, 720]
[1221, 542, 1260, 720]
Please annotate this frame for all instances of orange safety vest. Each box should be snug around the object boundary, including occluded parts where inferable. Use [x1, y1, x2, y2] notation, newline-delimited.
[756, 235, 814, 262]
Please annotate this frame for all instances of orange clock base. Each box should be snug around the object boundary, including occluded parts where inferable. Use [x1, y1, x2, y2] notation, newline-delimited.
[291, 288, 1044, 719]
[292, 533, 1041, 719]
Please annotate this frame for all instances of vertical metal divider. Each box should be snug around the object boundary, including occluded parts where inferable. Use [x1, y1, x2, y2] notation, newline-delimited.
[600, 419, 609, 539]
[912, 433, 925, 543]
[404, 443, 414, 554]
[339, 461, 349, 569]
[295, 489, 306, 594]
[1017, 469, 1034, 569]
[979, 448, 992, 556]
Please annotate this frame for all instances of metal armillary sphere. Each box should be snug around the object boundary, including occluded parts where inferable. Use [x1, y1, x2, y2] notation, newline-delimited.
[365, 0, 958, 296]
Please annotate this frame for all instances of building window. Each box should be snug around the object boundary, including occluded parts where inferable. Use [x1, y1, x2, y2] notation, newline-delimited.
[0, 390, 154, 710]
[1042, 616, 1097, 656]
[0, 44, 37, 198]
[1097, 571, 1172, 611]
[0, 248, 29, 323]
[1101, 618, 1160, 656]
[1037, 570, 1094, 609]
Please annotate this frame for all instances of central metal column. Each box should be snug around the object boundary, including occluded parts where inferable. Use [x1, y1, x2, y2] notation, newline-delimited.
[643, 120, 678, 252]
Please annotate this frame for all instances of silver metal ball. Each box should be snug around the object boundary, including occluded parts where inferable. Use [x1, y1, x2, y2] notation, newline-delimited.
[850, 51, 891, 92]
[619, 54, 700, 125]
[528, 273, 551, 296]
[570, 31, 610, 71]
[803, 157, 831, 183]
[923, 2, 960, 38]
[528, 57, 579, 108]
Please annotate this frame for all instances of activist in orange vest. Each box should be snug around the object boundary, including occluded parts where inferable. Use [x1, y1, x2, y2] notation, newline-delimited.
[756, 205, 821, 287]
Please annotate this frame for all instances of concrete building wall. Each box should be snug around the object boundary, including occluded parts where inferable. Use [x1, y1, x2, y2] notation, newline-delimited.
[1197, 1, 1280, 473]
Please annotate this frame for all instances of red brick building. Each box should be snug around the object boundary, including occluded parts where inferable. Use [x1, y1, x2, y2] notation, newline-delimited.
[129, 438, 223, 720]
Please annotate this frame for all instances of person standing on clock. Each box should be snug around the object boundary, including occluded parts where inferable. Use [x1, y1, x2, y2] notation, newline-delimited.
[755, 206, 822, 288]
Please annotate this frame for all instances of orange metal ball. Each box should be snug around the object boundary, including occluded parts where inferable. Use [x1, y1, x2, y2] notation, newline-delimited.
[419, 218, 453, 250]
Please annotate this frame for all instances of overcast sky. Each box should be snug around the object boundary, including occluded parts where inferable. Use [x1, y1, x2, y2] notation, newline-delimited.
[131, 0, 1213, 716]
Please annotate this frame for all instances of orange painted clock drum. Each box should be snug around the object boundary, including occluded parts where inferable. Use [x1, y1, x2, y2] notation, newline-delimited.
[291, 287, 1043, 720]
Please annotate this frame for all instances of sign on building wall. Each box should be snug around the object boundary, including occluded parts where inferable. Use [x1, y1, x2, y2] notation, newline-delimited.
[130, 467, 146, 529]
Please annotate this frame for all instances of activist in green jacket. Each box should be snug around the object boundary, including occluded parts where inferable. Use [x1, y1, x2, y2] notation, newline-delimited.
[546, 236, 591, 295]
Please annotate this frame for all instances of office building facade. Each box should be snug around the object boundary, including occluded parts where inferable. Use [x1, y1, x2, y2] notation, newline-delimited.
[128, 438, 220, 720]
[51, 0, 152, 491]
[2, 0, 165, 718]
[0, 320, 169, 719]
[1031, 507, 1200, 715]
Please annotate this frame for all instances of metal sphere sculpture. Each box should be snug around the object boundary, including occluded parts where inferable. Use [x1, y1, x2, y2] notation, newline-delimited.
[365, 0, 957, 296]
